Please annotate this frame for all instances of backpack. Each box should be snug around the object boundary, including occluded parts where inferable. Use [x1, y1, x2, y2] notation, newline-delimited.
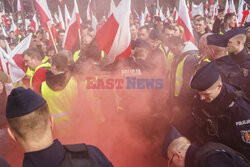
[59, 143, 95, 167]
[193, 142, 250, 167]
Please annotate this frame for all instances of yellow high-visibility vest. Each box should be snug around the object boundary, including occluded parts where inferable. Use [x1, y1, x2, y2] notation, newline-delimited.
[175, 54, 210, 96]
[30, 63, 51, 89]
[41, 77, 78, 124]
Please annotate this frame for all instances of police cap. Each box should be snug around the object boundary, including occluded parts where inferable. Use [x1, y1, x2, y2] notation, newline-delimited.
[207, 27, 246, 47]
[162, 126, 182, 159]
[190, 61, 220, 91]
[6, 87, 46, 118]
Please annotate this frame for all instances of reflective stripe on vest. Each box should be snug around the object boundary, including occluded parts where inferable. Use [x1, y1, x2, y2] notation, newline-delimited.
[175, 55, 191, 97]
[159, 45, 174, 67]
[30, 62, 51, 89]
[41, 77, 78, 124]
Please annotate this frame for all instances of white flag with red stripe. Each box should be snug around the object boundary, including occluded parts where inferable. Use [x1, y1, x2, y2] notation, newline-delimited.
[96, 0, 131, 62]
[30, 14, 39, 33]
[87, 0, 92, 21]
[205, 0, 209, 16]
[63, 0, 81, 51]
[58, 6, 65, 30]
[173, 7, 178, 21]
[10, 19, 20, 35]
[17, 0, 23, 13]
[177, 0, 195, 44]
[109, 0, 116, 17]
[8, 34, 32, 83]
[224, 0, 230, 14]
[237, 0, 245, 24]
[65, 4, 71, 28]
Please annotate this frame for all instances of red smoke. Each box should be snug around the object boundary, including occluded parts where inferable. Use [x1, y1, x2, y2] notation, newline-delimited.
[1, 57, 170, 167]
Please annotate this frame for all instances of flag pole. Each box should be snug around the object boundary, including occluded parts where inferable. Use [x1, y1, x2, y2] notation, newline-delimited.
[47, 22, 58, 54]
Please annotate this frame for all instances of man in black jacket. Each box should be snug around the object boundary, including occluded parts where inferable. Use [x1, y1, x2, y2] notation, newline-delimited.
[6, 87, 113, 167]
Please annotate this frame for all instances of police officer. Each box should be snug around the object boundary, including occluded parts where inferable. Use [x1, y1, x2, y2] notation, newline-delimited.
[190, 61, 250, 160]
[162, 126, 249, 167]
[207, 27, 250, 98]
[6, 87, 113, 167]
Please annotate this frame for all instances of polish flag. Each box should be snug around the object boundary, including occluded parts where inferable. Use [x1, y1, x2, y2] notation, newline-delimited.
[212, 0, 219, 18]
[0, 34, 32, 83]
[173, 7, 178, 21]
[9, 19, 20, 35]
[166, 8, 170, 17]
[237, 0, 246, 25]
[87, 0, 92, 21]
[30, 14, 39, 33]
[240, 5, 250, 26]
[186, 0, 192, 18]
[35, 0, 57, 46]
[176, 0, 195, 44]
[63, 0, 81, 51]
[145, 5, 150, 19]
[2, 9, 9, 28]
[224, 0, 230, 14]
[25, 19, 31, 31]
[58, 6, 65, 30]
[65, 4, 71, 28]
[109, 0, 116, 17]
[205, 0, 209, 16]
[1, 25, 11, 54]
[96, 0, 131, 62]
[17, 0, 23, 13]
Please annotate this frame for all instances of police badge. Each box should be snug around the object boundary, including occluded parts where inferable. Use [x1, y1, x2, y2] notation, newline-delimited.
[241, 130, 250, 144]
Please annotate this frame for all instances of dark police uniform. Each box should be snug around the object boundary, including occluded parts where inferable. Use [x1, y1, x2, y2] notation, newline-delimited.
[162, 126, 249, 167]
[190, 62, 250, 160]
[23, 139, 113, 167]
[215, 48, 250, 98]
[207, 27, 250, 98]
[185, 143, 249, 167]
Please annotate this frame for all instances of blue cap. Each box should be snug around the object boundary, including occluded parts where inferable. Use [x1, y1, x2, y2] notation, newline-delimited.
[6, 87, 46, 118]
[207, 34, 227, 47]
[162, 126, 182, 158]
[190, 61, 220, 91]
[207, 27, 246, 47]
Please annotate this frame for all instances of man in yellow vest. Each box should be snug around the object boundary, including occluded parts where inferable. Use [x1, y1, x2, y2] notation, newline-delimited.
[40, 55, 78, 140]
[167, 36, 200, 126]
[22, 48, 50, 94]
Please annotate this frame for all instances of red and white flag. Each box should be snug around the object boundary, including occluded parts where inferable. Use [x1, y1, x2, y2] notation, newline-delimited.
[17, 0, 23, 13]
[109, 0, 116, 17]
[30, 14, 39, 33]
[64, 4, 71, 28]
[176, 0, 195, 44]
[240, 5, 250, 26]
[159, 7, 166, 21]
[145, 5, 150, 19]
[63, 0, 81, 51]
[166, 8, 170, 17]
[96, 0, 131, 62]
[212, 0, 219, 17]
[58, 5, 65, 30]
[205, 0, 209, 16]
[0, 34, 32, 83]
[2, 9, 9, 28]
[9, 19, 20, 35]
[173, 7, 178, 21]
[224, 0, 230, 14]
[87, 0, 92, 21]
[238, 0, 245, 24]
[35, 0, 57, 46]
